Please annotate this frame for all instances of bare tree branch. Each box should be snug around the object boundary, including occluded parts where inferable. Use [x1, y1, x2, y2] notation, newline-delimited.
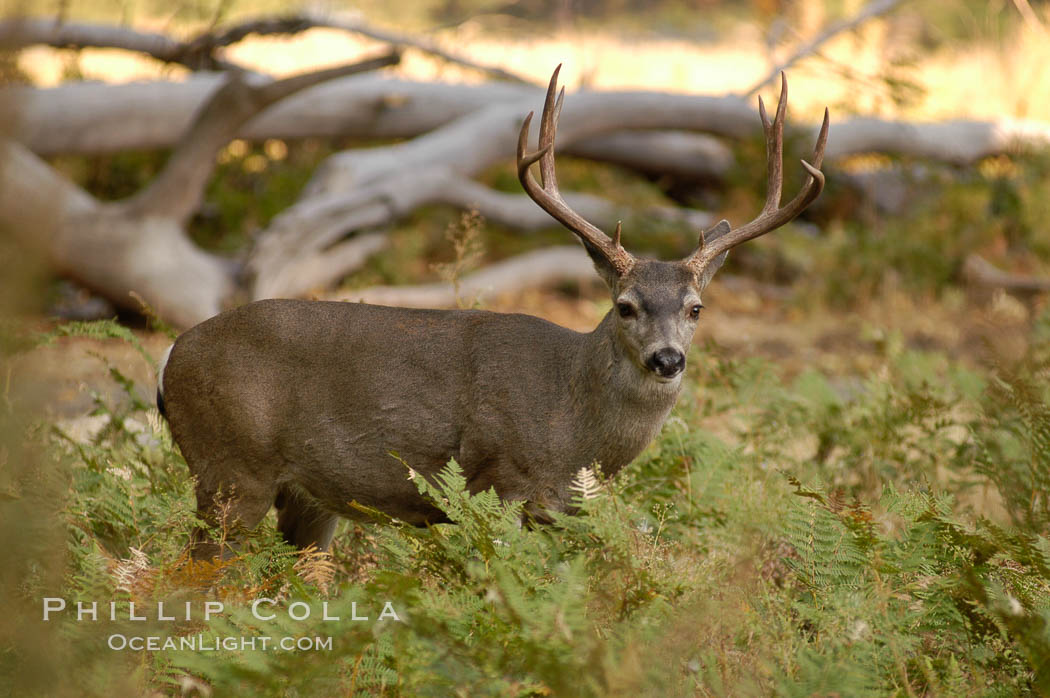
[300, 90, 755, 197]
[123, 50, 399, 223]
[0, 12, 532, 82]
[332, 246, 596, 307]
[744, 0, 903, 97]
[0, 17, 244, 70]
[0, 139, 235, 327]
[0, 139, 95, 221]
[10, 18, 1050, 329]
[219, 13, 535, 84]
[822, 117, 1050, 163]
[11, 76, 741, 182]
[963, 254, 1050, 294]
[567, 130, 733, 180]
[0, 45, 398, 326]
[245, 76, 1050, 300]
[13, 76, 530, 154]
[19, 76, 1050, 168]
[249, 167, 713, 299]
[1009, 0, 1048, 36]
[328, 246, 792, 308]
[262, 232, 390, 301]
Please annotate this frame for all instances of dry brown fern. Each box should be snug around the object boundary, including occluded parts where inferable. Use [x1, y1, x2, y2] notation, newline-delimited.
[294, 544, 336, 596]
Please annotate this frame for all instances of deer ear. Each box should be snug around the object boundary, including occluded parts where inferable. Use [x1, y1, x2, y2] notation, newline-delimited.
[698, 250, 729, 291]
[581, 239, 621, 288]
[695, 219, 732, 291]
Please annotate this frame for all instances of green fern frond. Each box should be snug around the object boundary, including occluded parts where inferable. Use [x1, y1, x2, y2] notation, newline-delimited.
[36, 319, 154, 367]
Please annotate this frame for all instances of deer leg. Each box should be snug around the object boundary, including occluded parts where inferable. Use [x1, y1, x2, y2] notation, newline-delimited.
[189, 477, 276, 561]
[275, 487, 339, 551]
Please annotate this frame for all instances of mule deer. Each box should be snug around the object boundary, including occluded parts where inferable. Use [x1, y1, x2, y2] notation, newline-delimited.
[158, 67, 828, 558]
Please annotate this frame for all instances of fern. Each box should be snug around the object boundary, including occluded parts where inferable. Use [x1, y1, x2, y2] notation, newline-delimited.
[17, 306, 1050, 696]
[569, 465, 602, 502]
[36, 319, 155, 367]
[293, 545, 336, 596]
[781, 479, 869, 591]
[974, 369, 1050, 528]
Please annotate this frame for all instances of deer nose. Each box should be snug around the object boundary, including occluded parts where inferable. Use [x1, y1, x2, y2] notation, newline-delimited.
[646, 348, 685, 378]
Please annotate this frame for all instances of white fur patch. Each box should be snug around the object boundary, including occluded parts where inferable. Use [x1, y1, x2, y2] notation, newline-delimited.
[156, 344, 174, 396]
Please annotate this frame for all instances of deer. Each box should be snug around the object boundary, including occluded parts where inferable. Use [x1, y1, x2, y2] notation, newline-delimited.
[157, 66, 829, 559]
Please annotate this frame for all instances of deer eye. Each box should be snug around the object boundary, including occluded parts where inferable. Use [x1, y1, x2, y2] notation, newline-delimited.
[617, 302, 635, 318]
[689, 304, 703, 319]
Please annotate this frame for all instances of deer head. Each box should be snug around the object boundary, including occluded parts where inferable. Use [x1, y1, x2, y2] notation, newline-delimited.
[517, 65, 829, 381]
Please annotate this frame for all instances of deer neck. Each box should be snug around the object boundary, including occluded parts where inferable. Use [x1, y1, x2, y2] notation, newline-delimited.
[568, 311, 683, 474]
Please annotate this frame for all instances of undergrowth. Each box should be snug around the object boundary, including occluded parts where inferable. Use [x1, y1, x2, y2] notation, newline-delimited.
[2, 315, 1049, 696]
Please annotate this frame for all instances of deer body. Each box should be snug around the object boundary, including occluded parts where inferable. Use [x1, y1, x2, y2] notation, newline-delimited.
[162, 298, 682, 518]
[160, 67, 828, 557]
[162, 264, 692, 555]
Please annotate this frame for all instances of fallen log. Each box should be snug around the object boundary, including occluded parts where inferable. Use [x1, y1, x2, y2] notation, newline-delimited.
[15, 76, 1050, 166]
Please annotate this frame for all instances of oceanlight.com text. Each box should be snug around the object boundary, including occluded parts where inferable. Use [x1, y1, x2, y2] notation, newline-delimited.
[106, 634, 333, 652]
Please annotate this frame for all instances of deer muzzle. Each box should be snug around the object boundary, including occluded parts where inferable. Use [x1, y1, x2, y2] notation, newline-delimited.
[646, 347, 685, 379]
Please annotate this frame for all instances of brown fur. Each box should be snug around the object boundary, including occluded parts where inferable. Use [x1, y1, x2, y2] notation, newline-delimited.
[161, 256, 720, 558]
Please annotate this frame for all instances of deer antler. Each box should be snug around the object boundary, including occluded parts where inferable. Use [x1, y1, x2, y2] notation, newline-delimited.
[518, 65, 636, 276]
[687, 73, 829, 274]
